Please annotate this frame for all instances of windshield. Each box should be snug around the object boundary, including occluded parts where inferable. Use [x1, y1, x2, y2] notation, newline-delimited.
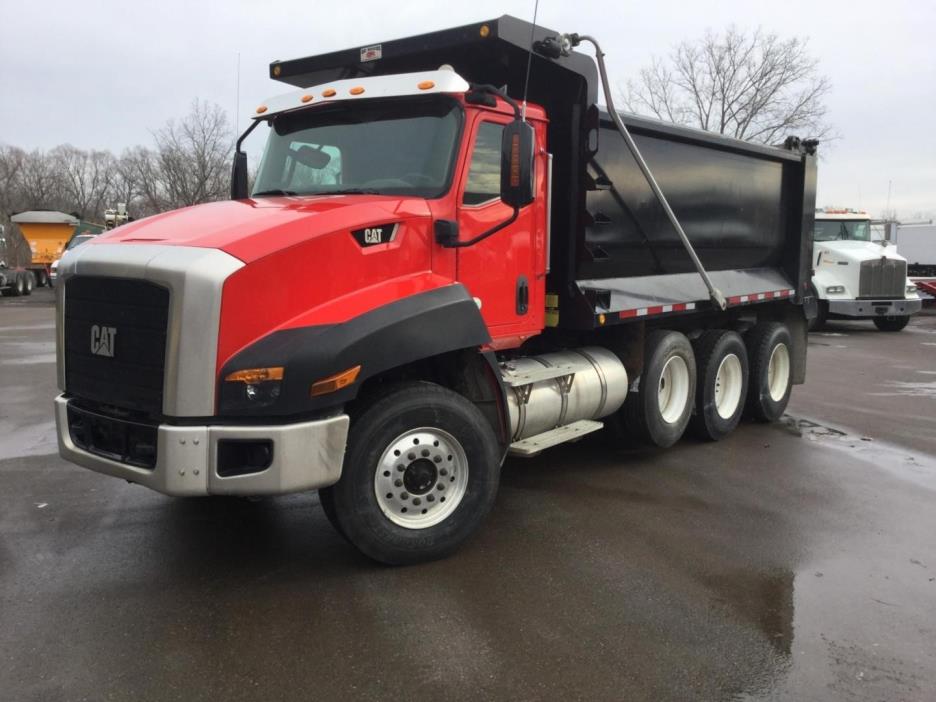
[813, 220, 872, 242]
[252, 97, 462, 199]
[65, 235, 95, 250]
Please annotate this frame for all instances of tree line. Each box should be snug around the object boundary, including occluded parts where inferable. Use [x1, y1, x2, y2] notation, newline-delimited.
[0, 100, 232, 233]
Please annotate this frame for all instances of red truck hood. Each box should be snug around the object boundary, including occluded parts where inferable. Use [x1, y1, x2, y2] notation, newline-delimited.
[95, 195, 432, 263]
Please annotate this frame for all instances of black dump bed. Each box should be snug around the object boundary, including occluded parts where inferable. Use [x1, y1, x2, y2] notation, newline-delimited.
[271, 15, 817, 329]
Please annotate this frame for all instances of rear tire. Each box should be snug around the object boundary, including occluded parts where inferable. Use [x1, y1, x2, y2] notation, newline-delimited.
[328, 382, 500, 565]
[624, 330, 696, 448]
[873, 315, 910, 332]
[23, 273, 34, 296]
[690, 330, 749, 441]
[11, 274, 25, 297]
[745, 322, 792, 422]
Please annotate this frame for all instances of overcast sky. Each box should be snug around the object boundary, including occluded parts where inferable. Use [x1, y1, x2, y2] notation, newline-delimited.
[1, 0, 933, 218]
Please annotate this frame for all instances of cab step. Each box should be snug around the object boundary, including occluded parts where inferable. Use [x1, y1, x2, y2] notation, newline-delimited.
[508, 419, 604, 458]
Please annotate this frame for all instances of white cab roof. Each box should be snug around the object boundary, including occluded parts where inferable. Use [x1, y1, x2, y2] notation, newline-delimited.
[253, 70, 470, 120]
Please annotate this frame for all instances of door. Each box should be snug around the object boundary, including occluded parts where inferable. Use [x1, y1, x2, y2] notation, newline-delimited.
[455, 117, 544, 346]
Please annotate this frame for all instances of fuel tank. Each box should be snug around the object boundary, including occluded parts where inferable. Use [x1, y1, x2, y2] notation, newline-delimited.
[503, 347, 628, 441]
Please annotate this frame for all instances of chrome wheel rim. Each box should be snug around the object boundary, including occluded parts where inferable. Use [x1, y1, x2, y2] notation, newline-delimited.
[374, 427, 469, 529]
[767, 343, 790, 402]
[714, 353, 743, 419]
[658, 355, 690, 424]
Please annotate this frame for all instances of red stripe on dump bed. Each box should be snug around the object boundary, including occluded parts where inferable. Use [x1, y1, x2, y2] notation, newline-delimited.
[613, 289, 792, 322]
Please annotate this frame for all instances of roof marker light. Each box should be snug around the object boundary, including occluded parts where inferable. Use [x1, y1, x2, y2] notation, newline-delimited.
[322, 88, 336, 98]
[418, 80, 435, 90]
[256, 105, 268, 114]
[300, 94, 313, 103]
[349, 86, 365, 95]
[479, 24, 490, 38]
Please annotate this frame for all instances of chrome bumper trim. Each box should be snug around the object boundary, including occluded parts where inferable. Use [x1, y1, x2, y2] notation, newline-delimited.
[828, 298, 922, 317]
[55, 395, 349, 496]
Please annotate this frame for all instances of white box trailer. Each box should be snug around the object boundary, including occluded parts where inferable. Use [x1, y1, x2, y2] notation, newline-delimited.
[892, 223, 936, 276]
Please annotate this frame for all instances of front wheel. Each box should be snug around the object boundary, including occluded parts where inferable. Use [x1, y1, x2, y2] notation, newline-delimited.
[873, 315, 910, 332]
[325, 382, 501, 565]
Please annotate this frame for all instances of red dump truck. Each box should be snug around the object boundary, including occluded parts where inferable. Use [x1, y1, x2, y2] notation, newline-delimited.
[55, 17, 817, 564]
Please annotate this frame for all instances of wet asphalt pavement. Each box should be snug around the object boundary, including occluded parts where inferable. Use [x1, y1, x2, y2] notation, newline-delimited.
[2, 289, 935, 701]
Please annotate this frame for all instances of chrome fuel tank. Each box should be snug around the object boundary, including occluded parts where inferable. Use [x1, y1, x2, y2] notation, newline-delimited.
[502, 347, 628, 441]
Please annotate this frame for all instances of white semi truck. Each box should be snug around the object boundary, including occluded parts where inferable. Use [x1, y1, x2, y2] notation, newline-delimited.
[810, 209, 921, 331]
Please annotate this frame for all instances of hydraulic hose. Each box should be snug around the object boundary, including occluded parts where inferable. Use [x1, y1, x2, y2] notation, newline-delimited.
[570, 34, 727, 310]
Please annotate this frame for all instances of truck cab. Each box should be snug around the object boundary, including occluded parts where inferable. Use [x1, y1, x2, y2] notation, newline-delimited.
[811, 208, 921, 331]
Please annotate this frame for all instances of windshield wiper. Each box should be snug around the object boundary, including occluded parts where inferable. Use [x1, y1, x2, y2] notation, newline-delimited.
[252, 189, 297, 197]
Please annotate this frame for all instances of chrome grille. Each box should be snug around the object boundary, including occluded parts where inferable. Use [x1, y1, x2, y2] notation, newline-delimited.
[859, 258, 906, 298]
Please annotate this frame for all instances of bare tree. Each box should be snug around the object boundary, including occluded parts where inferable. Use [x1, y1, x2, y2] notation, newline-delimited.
[15, 149, 65, 211]
[1, 100, 233, 224]
[623, 27, 833, 144]
[152, 100, 232, 209]
[51, 145, 116, 220]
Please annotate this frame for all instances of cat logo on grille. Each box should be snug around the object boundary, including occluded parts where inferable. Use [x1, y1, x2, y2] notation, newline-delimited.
[90, 324, 116, 358]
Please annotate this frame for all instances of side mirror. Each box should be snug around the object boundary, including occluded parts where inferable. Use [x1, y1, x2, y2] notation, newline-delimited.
[500, 120, 535, 209]
[231, 151, 249, 200]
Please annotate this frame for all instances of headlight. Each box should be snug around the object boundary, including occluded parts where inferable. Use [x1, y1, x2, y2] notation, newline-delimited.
[825, 285, 845, 294]
[906, 283, 918, 295]
[224, 366, 284, 407]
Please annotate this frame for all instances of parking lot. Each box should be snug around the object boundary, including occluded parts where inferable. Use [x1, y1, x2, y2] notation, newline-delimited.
[1, 289, 935, 701]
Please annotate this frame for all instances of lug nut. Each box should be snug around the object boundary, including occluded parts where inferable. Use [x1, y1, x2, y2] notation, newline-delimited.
[400, 492, 409, 500]
[394, 479, 403, 487]
[440, 468, 448, 476]
[427, 495, 435, 502]
[408, 453, 416, 461]
[434, 456, 442, 463]
[421, 449, 429, 457]
[437, 484, 444, 491]
[413, 498, 421, 506]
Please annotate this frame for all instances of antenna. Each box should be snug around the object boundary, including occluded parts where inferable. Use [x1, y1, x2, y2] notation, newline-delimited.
[234, 52, 241, 135]
[520, 0, 541, 121]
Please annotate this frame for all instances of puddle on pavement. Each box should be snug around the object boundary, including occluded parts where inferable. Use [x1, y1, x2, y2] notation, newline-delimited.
[778, 414, 936, 491]
[0, 419, 57, 460]
[0, 353, 56, 366]
[0, 322, 55, 332]
[0, 340, 55, 354]
[869, 380, 936, 399]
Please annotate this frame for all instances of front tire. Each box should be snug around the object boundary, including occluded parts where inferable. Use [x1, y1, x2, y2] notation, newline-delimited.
[327, 382, 501, 565]
[873, 315, 910, 332]
[745, 322, 792, 422]
[690, 330, 749, 441]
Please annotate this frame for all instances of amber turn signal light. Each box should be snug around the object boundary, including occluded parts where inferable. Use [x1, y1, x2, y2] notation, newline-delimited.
[225, 367, 284, 384]
[310, 365, 361, 397]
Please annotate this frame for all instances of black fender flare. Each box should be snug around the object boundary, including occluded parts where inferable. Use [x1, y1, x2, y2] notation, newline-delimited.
[218, 284, 493, 417]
